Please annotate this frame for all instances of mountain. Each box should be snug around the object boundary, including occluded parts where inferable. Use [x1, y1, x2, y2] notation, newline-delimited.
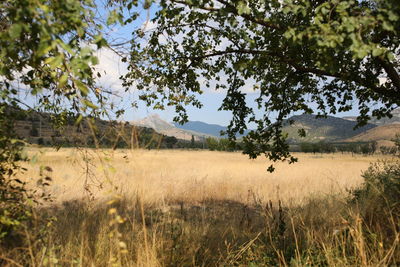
[132, 114, 212, 141]
[132, 112, 397, 144]
[282, 114, 377, 143]
[134, 114, 175, 132]
[174, 114, 379, 142]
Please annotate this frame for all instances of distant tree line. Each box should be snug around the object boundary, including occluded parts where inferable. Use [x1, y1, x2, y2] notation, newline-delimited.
[32, 125, 400, 156]
[292, 141, 389, 155]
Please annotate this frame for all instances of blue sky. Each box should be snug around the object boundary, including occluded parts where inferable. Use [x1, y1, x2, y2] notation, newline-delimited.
[94, 1, 363, 126]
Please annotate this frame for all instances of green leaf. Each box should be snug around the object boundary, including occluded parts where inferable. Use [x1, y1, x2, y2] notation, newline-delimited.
[382, 21, 394, 31]
[91, 56, 99, 65]
[387, 11, 398, 22]
[45, 54, 64, 69]
[75, 114, 83, 125]
[107, 10, 119, 25]
[9, 24, 23, 39]
[237, 1, 251, 15]
[82, 99, 98, 109]
[372, 48, 384, 57]
[59, 73, 68, 87]
[75, 80, 89, 96]
[94, 34, 108, 48]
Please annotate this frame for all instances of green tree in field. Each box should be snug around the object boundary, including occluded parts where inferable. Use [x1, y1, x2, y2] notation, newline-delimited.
[122, 0, 400, 170]
[164, 135, 178, 148]
[191, 134, 195, 148]
[206, 137, 219, 151]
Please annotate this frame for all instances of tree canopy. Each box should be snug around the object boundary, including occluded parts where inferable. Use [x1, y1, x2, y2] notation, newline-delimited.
[122, 0, 400, 170]
[1, 0, 400, 169]
[0, 0, 110, 237]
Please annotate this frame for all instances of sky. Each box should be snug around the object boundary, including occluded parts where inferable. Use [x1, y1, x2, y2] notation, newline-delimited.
[93, 1, 363, 127]
[91, 2, 240, 125]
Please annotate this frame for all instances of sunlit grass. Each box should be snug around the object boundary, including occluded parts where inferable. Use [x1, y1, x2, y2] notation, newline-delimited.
[2, 148, 397, 266]
[21, 148, 380, 204]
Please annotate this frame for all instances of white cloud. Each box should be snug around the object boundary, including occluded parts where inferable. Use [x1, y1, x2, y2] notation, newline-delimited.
[94, 47, 129, 93]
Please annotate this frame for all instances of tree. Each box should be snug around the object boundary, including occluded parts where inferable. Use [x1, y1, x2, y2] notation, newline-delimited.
[123, 0, 400, 170]
[29, 125, 39, 137]
[164, 135, 178, 148]
[206, 137, 219, 151]
[190, 134, 195, 148]
[0, 0, 109, 239]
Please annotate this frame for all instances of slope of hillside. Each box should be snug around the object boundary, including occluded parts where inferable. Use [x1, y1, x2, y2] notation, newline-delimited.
[283, 114, 377, 143]
[132, 114, 211, 141]
[344, 123, 400, 143]
[12, 109, 170, 148]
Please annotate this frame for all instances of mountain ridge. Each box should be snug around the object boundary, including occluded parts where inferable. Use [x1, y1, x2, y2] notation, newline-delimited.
[131, 111, 400, 144]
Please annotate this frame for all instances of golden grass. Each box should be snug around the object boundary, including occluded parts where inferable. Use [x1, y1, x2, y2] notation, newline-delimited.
[3, 148, 398, 266]
[20, 148, 380, 205]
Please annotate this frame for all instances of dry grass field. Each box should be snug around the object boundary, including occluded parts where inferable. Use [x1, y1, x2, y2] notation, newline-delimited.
[21, 148, 378, 204]
[3, 148, 399, 266]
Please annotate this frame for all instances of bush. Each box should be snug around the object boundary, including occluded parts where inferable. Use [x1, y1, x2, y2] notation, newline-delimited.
[353, 160, 400, 213]
[351, 160, 400, 255]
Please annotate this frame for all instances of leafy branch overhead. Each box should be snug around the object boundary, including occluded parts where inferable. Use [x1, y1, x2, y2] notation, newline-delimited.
[0, 0, 110, 115]
[0, 0, 110, 238]
[123, 0, 400, 169]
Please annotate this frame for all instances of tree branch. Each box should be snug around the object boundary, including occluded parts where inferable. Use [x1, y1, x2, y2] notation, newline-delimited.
[181, 48, 400, 102]
[171, 0, 282, 30]
[375, 57, 400, 91]
[216, 0, 282, 30]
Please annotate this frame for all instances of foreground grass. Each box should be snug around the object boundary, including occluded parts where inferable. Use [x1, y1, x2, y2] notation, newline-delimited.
[1, 149, 399, 266]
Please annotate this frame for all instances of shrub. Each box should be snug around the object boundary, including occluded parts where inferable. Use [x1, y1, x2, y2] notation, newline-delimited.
[351, 160, 400, 254]
[353, 160, 400, 212]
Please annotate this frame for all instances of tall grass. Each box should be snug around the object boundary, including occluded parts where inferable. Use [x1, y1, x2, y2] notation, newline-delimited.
[1, 149, 398, 266]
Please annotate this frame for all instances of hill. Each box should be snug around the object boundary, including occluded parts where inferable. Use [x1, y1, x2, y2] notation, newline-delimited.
[11, 108, 175, 149]
[344, 123, 400, 145]
[283, 114, 377, 143]
[135, 113, 381, 143]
